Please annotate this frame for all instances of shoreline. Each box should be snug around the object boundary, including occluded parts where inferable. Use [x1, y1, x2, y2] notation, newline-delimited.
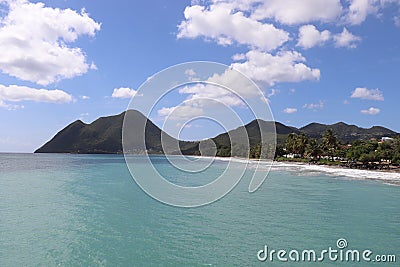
[271, 161, 400, 186]
[196, 156, 400, 186]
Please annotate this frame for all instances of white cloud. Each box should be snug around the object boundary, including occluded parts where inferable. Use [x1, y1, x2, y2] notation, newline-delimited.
[157, 107, 174, 117]
[297, 25, 331, 49]
[177, 3, 289, 51]
[375, 0, 400, 27]
[251, 0, 343, 25]
[333, 28, 361, 48]
[155, 49, 318, 127]
[184, 69, 196, 76]
[0, 0, 100, 85]
[361, 107, 380, 114]
[283, 108, 298, 114]
[90, 62, 98, 70]
[232, 53, 246, 61]
[0, 99, 21, 110]
[80, 95, 90, 100]
[303, 100, 324, 110]
[157, 105, 204, 120]
[231, 50, 320, 86]
[179, 83, 246, 107]
[0, 84, 73, 109]
[184, 69, 199, 81]
[345, 0, 379, 25]
[157, 67, 266, 124]
[111, 87, 140, 99]
[351, 87, 384, 100]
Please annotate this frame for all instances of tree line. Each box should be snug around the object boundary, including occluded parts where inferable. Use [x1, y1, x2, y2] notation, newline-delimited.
[251, 129, 400, 166]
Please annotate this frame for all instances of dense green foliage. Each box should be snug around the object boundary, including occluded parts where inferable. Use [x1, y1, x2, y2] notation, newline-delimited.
[271, 129, 400, 168]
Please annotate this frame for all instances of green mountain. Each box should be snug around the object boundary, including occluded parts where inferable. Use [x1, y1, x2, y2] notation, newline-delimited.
[211, 120, 299, 156]
[35, 110, 198, 154]
[300, 122, 397, 142]
[35, 110, 398, 154]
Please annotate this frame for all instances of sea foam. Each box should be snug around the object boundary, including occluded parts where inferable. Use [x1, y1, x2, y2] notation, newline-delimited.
[205, 156, 400, 186]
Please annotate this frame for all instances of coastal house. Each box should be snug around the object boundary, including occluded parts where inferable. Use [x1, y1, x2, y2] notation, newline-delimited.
[284, 153, 302, 159]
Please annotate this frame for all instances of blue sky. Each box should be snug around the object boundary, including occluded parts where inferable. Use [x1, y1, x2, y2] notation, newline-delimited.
[0, 0, 399, 152]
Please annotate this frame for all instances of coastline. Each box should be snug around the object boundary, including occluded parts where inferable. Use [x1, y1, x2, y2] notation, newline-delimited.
[196, 155, 400, 186]
[270, 160, 400, 186]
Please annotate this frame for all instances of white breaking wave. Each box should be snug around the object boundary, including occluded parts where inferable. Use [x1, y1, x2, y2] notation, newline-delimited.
[270, 161, 400, 185]
[193, 156, 400, 186]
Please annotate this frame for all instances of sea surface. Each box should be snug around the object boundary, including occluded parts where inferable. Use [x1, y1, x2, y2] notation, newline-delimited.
[0, 153, 399, 266]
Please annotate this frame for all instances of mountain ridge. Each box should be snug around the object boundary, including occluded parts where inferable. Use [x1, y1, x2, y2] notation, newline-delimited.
[299, 121, 397, 141]
[35, 110, 398, 154]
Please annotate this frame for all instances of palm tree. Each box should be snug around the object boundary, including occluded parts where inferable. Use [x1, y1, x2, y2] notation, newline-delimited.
[284, 133, 308, 158]
[285, 133, 299, 155]
[322, 129, 338, 161]
[295, 133, 308, 157]
[305, 139, 322, 160]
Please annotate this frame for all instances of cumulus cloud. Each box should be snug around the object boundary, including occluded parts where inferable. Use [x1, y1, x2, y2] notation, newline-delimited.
[154, 50, 319, 129]
[333, 28, 361, 48]
[283, 108, 298, 114]
[157, 105, 204, 120]
[80, 95, 90, 100]
[231, 50, 320, 86]
[232, 53, 246, 61]
[351, 87, 384, 100]
[251, 0, 343, 25]
[156, 66, 267, 124]
[177, 3, 289, 51]
[345, 0, 379, 25]
[297, 25, 331, 49]
[0, 0, 100, 85]
[361, 107, 380, 114]
[0, 84, 73, 109]
[111, 87, 140, 99]
[180, 83, 248, 107]
[178, 0, 399, 55]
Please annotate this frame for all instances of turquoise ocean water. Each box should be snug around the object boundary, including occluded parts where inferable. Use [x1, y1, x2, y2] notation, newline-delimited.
[0, 153, 399, 266]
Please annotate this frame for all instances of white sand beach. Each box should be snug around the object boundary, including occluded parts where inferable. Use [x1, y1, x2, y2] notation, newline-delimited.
[190, 156, 400, 186]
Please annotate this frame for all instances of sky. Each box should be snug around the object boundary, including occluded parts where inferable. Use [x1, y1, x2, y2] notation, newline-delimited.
[0, 0, 399, 152]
